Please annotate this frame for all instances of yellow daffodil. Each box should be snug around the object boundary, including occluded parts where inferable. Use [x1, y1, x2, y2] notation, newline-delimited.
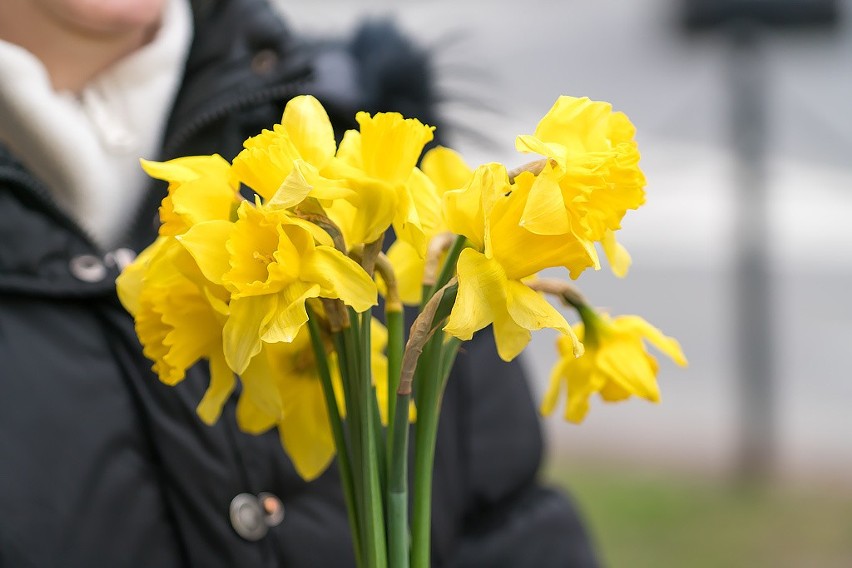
[515, 96, 646, 276]
[443, 163, 588, 361]
[230, 95, 353, 207]
[178, 200, 377, 374]
[541, 307, 687, 423]
[386, 146, 473, 305]
[116, 237, 235, 425]
[324, 111, 436, 251]
[140, 155, 240, 236]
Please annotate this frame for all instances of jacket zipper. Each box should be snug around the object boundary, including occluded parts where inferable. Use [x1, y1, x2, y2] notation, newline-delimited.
[162, 78, 311, 157]
[0, 164, 103, 253]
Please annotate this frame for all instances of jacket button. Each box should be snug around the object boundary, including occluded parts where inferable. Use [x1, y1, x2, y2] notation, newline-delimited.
[69, 255, 107, 283]
[230, 493, 268, 541]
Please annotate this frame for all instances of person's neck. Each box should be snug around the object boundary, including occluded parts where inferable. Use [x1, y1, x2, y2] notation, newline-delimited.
[0, 4, 156, 93]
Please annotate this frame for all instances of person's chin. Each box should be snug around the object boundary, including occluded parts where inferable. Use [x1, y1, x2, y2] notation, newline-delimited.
[50, 0, 167, 38]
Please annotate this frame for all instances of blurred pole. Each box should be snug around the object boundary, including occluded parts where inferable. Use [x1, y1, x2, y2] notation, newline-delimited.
[681, 0, 838, 484]
[728, 21, 774, 483]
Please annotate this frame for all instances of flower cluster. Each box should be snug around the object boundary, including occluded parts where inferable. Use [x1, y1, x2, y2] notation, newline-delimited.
[117, 94, 685, 487]
[119, 96, 432, 479]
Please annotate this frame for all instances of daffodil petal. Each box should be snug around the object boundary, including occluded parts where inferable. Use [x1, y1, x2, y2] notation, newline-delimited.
[443, 164, 505, 253]
[236, 395, 279, 434]
[506, 280, 570, 333]
[565, 362, 606, 423]
[237, 347, 283, 430]
[302, 246, 377, 312]
[335, 130, 362, 169]
[536, 97, 615, 154]
[597, 344, 660, 402]
[141, 155, 228, 183]
[223, 295, 276, 374]
[280, 215, 334, 248]
[492, 311, 532, 362]
[232, 128, 307, 201]
[117, 237, 169, 316]
[601, 230, 631, 278]
[266, 159, 314, 209]
[279, 374, 336, 481]
[261, 282, 320, 344]
[177, 220, 233, 285]
[514, 135, 567, 166]
[196, 351, 236, 425]
[540, 355, 570, 416]
[617, 315, 688, 366]
[407, 167, 442, 239]
[421, 146, 472, 194]
[444, 249, 503, 341]
[520, 167, 571, 235]
[264, 159, 356, 210]
[356, 111, 434, 184]
[281, 95, 337, 169]
[599, 380, 633, 402]
[324, 179, 398, 247]
[386, 240, 426, 305]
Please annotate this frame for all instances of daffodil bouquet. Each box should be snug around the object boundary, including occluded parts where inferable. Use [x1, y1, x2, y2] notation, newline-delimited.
[117, 94, 686, 568]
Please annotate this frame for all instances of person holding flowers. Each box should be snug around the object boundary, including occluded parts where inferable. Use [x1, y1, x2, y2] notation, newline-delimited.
[0, 0, 603, 567]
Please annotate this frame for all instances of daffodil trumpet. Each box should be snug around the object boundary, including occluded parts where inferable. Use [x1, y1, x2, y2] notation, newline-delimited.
[116, 93, 685, 568]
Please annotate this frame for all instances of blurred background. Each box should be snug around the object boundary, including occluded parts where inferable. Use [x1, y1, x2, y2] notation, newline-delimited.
[279, 1, 852, 565]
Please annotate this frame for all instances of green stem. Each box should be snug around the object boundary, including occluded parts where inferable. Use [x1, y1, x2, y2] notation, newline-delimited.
[306, 307, 362, 567]
[385, 308, 404, 460]
[419, 284, 432, 313]
[371, 384, 388, 506]
[334, 331, 356, 426]
[438, 337, 463, 386]
[388, 388, 411, 568]
[360, 309, 388, 505]
[364, 315, 388, 516]
[410, 334, 443, 568]
[385, 305, 408, 566]
[345, 312, 387, 568]
[333, 330, 368, 566]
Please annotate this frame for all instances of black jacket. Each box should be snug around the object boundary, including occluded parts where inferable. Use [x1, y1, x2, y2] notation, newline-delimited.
[0, 1, 597, 566]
